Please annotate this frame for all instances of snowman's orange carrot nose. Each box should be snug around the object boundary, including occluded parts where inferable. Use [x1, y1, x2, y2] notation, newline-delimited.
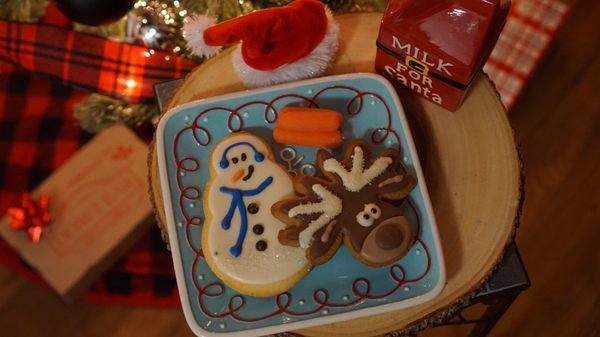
[231, 169, 245, 182]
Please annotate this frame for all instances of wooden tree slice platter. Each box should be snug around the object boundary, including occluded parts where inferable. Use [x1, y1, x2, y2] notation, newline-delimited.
[148, 12, 521, 336]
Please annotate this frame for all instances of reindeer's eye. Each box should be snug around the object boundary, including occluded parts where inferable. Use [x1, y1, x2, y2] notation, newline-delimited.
[357, 211, 374, 227]
[364, 203, 381, 219]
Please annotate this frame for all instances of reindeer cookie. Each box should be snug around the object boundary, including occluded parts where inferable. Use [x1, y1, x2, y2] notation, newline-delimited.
[203, 132, 310, 297]
[273, 140, 417, 267]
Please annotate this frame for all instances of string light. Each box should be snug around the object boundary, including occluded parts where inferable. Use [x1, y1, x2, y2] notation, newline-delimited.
[125, 79, 137, 88]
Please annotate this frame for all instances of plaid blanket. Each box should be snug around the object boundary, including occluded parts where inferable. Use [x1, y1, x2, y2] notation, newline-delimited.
[0, 59, 181, 306]
[0, 16, 196, 304]
[485, 0, 569, 109]
[0, 20, 196, 104]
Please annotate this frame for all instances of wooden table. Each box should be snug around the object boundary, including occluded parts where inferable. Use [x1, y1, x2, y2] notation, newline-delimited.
[148, 12, 522, 336]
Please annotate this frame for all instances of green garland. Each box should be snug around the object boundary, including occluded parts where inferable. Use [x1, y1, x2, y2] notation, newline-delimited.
[73, 94, 158, 133]
[0, 0, 47, 22]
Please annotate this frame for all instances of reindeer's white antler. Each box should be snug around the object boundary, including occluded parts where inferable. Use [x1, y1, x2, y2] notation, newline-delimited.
[289, 184, 342, 248]
[323, 146, 393, 192]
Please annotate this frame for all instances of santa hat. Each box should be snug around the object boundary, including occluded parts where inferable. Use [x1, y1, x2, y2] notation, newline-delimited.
[183, 0, 339, 87]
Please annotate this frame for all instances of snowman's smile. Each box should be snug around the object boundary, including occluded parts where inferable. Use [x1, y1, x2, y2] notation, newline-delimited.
[242, 165, 255, 181]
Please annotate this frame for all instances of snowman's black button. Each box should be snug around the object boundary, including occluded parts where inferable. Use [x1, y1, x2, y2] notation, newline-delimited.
[256, 240, 267, 251]
[247, 203, 259, 214]
[253, 224, 264, 235]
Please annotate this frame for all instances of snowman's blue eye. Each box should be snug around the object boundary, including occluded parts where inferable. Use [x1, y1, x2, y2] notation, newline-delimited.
[241, 153, 247, 161]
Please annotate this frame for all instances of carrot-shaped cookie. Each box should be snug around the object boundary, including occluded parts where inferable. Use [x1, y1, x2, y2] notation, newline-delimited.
[274, 107, 343, 148]
[277, 107, 342, 132]
[274, 129, 343, 148]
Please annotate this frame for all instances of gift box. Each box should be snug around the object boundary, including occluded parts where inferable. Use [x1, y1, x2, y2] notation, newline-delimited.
[375, 0, 510, 111]
[0, 125, 153, 302]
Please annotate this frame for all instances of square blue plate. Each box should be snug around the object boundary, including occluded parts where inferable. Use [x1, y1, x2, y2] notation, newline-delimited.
[157, 73, 445, 337]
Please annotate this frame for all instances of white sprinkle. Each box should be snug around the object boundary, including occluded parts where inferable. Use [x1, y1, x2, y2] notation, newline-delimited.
[190, 203, 195, 208]
[342, 295, 349, 301]
[403, 286, 410, 291]
[307, 89, 313, 94]
[243, 112, 249, 117]
[387, 140, 393, 145]
[298, 299, 305, 305]
[403, 156, 409, 163]
[219, 323, 226, 329]
[371, 100, 376, 106]
[177, 221, 183, 227]
[202, 117, 208, 122]
[198, 274, 204, 280]
[323, 309, 329, 315]
[415, 249, 421, 255]
[184, 115, 190, 121]
[180, 171, 185, 176]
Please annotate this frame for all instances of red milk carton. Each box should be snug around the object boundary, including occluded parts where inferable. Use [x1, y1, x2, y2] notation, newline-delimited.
[375, 0, 510, 111]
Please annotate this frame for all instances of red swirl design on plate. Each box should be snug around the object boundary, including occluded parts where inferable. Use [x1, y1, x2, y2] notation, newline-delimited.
[171, 85, 432, 322]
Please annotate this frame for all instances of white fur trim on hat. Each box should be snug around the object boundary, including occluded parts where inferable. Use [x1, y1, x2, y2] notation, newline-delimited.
[182, 14, 222, 58]
[232, 9, 339, 88]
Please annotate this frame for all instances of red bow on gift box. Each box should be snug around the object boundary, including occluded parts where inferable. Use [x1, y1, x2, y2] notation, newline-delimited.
[7, 194, 51, 244]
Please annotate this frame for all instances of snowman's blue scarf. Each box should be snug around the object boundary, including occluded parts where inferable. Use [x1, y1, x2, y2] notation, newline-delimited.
[219, 176, 273, 257]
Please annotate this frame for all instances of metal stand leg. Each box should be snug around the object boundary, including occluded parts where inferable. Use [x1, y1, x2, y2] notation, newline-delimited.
[404, 242, 529, 337]
[467, 291, 519, 337]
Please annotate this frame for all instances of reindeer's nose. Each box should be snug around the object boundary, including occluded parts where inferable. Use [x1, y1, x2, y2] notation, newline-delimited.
[375, 224, 404, 249]
[359, 216, 413, 266]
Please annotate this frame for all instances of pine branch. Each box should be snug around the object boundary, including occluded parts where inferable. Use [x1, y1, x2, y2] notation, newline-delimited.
[0, 0, 47, 22]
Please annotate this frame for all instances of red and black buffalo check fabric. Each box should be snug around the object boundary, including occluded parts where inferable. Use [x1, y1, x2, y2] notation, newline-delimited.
[0, 61, 180, 306]
[0, 17, 198, 305]
[0, 20, 196, 104]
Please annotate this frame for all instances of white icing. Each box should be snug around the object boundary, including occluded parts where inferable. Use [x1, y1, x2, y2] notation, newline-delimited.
[356, 211, 374, 227]
[365, 203, 381, 219]
[378, 174, 404, 188]
[288, 184, 342, 248]
[323, 146, 393, 192]
[204, 134, 307, 285]
[356, 203, 381, 227]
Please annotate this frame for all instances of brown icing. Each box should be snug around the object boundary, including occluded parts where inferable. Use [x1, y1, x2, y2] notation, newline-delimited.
[360, 216, 413, 264]
[274, 140, 418, 266]
[375, 223, 403, 249]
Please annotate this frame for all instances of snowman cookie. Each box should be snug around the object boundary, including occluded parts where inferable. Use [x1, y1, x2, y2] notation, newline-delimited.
[202, 132, 310, 297]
